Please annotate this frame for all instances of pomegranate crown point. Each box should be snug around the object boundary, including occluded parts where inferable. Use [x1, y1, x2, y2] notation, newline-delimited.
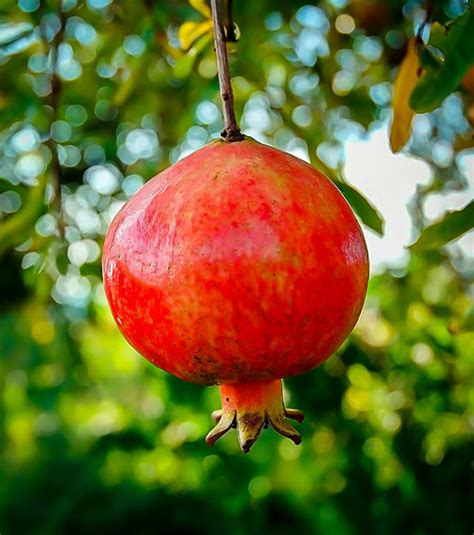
[205, 379, 304, 453]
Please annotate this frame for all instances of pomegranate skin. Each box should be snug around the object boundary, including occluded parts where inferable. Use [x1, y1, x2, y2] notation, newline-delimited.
[103, 138, 368, 386]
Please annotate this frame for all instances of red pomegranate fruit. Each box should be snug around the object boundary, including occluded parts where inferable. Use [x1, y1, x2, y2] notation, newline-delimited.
[103, 137, 369, 452]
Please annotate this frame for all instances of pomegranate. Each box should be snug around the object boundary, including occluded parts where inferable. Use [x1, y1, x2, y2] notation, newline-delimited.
[103, 138, 369, 452]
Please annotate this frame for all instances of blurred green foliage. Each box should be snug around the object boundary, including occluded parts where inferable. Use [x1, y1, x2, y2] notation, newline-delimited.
[0, 0, 473, 534]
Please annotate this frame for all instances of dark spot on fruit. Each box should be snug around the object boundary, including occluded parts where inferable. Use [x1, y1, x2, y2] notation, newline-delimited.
[197, 370, 218, 384]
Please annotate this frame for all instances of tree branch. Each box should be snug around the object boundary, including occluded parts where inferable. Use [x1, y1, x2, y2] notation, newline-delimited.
[46, 10, 65, 238]
[210, 0, 243, 141]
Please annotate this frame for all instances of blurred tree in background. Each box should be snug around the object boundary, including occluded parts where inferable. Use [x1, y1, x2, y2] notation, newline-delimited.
[0, 0, 473, 533]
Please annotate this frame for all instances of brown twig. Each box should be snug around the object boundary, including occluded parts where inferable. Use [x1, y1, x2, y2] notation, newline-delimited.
[210, 0, 243, 142]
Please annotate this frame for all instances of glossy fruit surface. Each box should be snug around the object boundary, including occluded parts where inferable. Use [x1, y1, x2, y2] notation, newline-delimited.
[103, 137, 369, 451]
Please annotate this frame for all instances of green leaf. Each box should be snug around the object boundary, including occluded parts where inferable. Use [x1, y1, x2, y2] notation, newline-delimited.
[410, 7, 474, 112]
[411, 201, 474, 251]
[0, 176, 47, 259]
[335, 181, 385, 236]
[418, 46, 443, 70]
[173, 32, 213, 79]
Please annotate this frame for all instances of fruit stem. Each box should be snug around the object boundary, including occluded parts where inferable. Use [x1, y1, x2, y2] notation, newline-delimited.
[205, 379, 304, 453]
[210, 0, 244, 142]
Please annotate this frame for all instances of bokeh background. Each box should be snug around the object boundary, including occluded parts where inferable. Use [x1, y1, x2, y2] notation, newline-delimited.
[1, 0, 473, 533]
